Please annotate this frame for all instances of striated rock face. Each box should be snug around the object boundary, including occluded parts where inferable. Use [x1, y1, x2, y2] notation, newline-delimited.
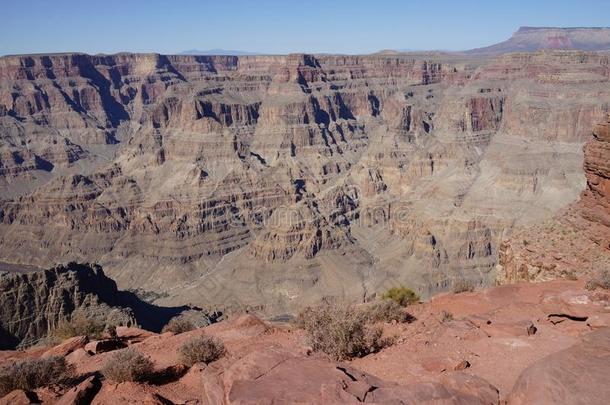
[1, 51, 610, 312]
[582, 115, 610, 226]
[498, 115, 610, 283]
[468, 26, 610, 54]
[0, 263, 197, 349]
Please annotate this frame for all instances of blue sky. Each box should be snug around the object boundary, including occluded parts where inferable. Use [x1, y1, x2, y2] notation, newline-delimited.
[1, 0, 609, 55]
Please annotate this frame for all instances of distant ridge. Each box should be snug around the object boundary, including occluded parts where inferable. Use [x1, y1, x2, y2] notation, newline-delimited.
[466, 26, 610, 54]
[179, 48, 260, 56]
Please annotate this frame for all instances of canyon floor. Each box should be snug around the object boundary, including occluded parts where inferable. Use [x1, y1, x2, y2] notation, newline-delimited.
[1, 279, 609, 404]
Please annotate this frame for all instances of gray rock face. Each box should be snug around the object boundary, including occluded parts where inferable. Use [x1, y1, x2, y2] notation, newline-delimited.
[0, 263, 197, 349]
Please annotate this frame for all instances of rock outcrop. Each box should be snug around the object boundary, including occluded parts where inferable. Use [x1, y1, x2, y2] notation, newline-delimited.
[498, 115, 610, 283]
[0, 263, 200, 349]
[1, 279, 608, 403]
[507, 328, 610, 405]
[1, 51, 610, 313]
[468, 26, 610, 54]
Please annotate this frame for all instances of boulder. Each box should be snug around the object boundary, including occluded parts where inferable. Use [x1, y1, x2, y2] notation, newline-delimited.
[84, 339, 126, 355]
[0, 390, 38, 405]
[56, 375, 101, 405]
[507, 328, 610, 404]
[42, 336, 88, 358]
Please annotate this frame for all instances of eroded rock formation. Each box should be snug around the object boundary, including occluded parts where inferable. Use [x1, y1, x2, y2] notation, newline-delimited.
[1, 51, 609, 312]
[0, 263, 199, 349]
[498, 115, 610, 283]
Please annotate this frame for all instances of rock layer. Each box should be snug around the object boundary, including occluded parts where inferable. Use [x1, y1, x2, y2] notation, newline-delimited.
[1, 51, 610, 312]
[498, 115, 610, 283]
[0, 263, 200, 349]
[468, 26, 610, 54]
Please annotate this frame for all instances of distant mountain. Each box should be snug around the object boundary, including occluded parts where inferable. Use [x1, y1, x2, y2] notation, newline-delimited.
[467, 26, 610, 55]
[179, 48, 260, 56]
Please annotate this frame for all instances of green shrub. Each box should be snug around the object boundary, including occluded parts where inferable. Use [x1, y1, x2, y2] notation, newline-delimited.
[101, 349, 154, 383]
[162, 317, 196, 334]
[179, 336, 225, 367]
[0, 356, 74, 396]
[381, 286, 420, 306]
[296, 303, 390, 360]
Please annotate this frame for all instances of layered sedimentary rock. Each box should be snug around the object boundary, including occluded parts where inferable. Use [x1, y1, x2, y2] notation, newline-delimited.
[498, 115, 610, 283]
[0, 263, 196, 349]
[468, 26, 610, 54]
[1, 51, 609, 312]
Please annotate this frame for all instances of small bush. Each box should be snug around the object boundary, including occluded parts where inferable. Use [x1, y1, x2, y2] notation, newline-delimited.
[584, 278, 598, 291]
[0, 356, 74, 396]
[586, 269, 610, 291]
[296, 303, 389, 360]
[440, 310, 454, 323]
[363, 299, 408, 323]
[179, 336, 225, 367]
[381, 286, 420, 306]
[101, 349, 155, 383]
[50, 312, 105, 341]
[162, 317, 196, 334]
[452, 279, 475, 294]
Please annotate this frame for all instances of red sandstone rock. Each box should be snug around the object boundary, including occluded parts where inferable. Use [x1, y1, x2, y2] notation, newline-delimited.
[84, 339, 126, 355]
[0, 390, 38, 405]
[55, 375, 100, 405]
[507, 328, 610, 405]
[42, 336, 88, 358]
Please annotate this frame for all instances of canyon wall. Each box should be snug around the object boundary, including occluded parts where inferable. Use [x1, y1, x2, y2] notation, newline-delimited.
[497, 114, 610, 283]
[0, 51, 609, 312]
[0, 262, 202, 349]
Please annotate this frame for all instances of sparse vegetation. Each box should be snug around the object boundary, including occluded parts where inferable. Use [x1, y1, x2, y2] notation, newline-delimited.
[363, 299, 409, 323]
[584, 278, 598, 291]
[295, 303, 392, 360]
[585, 269, 610, 291]
[381, 286, 420, 306]
[162, 317, 196, 334]
[50, 312, 105, 341]
[0, 356, 74, 396]
[440, 310, 454, 323]
[179, 336, 225, 367]
[101, 348, 155, 383]
[452, 279, 475, 294]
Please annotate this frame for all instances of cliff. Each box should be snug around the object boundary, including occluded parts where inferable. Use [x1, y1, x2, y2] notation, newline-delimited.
[0, 50, 609, 312]
[498, 114, 610, 283]
[0, 263, 198, 349]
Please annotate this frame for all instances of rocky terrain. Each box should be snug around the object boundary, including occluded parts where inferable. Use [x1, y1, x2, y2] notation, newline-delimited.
[0, 279, 608, 404]
[0, 263, 206, 349]
[0, 48, 610, 314]
[468, 26, 610, 54]
[497, 114, 610, 283]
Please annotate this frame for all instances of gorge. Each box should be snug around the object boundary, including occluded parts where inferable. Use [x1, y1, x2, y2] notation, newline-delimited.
[1, 48, 609, 314]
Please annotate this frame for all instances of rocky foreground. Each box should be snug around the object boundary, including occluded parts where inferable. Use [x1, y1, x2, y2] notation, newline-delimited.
[0, 279, 608, 404]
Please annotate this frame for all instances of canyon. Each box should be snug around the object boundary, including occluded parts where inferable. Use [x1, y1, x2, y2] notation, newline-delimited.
[1, 48, 610, 314]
